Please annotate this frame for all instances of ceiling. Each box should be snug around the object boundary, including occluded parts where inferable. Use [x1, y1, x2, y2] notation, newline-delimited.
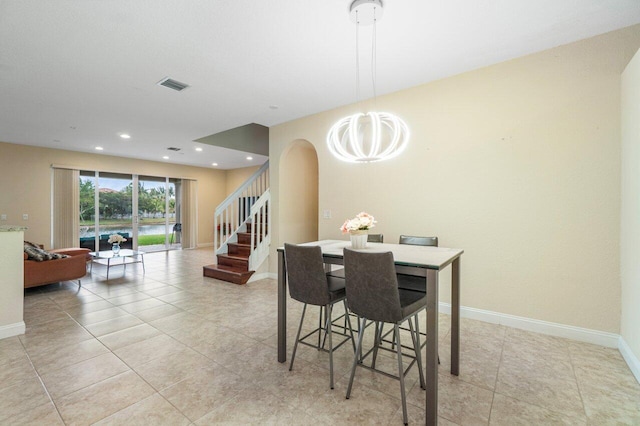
[1, 1, 640, 170]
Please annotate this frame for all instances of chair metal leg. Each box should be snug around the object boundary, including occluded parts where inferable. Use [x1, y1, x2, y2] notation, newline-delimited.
[410, 315, 426, 390]
[346, 317, 366, 399]
[327, 303, 334, 389]
[395, 323, 409, 426]
[372, 322, 383, 369]
[318, 306, 323, 349]
[289, 303, 308, 371]
[343, 300, 356, 352]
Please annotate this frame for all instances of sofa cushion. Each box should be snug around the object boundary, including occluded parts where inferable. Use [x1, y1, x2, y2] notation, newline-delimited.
[24, 241, 69, 261]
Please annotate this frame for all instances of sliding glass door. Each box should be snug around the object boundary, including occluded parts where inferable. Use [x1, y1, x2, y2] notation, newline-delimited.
[79, 171, 181, 252]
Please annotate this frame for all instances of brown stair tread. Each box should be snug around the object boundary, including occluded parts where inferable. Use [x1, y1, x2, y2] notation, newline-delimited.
[217, 254, 249, 260]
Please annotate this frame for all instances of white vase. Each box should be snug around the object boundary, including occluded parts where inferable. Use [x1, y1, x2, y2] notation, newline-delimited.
[350, 231, 367, 249]
[112, 243, 120, 255]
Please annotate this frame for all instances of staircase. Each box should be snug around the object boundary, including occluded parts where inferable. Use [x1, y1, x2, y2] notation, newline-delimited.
[203, 162, 270, 285]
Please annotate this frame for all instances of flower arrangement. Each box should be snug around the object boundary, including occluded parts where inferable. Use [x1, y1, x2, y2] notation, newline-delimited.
[340, 212, 376, 234]
[107, 234, 127, 244]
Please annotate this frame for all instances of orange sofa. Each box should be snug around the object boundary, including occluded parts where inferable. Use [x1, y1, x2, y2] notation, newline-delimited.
[24, 248, 91, 288]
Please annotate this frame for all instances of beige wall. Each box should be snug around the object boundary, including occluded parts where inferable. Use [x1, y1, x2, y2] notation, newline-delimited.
[225, 165, 261, 196]
[0, 142, 227, 248]
[0, 230, 24, 338]
[621, 48, 640, 359]
[270, 25, 640, 333]
[279, 140, 319, 245]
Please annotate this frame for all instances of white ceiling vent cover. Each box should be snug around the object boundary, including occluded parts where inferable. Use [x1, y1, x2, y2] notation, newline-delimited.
[167, 147, 181, 151]
[157, 77, 189, 91]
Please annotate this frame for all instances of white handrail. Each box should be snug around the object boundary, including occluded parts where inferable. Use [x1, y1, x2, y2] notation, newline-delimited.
[248, 189, 270, 270]
[214, 161, 269, 255]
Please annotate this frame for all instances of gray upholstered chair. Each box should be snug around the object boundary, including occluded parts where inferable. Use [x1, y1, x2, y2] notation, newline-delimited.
[397, 235, 439, 293]
[398, 235, 438, 246]
[284, 243, 354, 389]
[343, 248, 425, 425]
[367, 233, 384, 243]
[327, 233, 384, 280]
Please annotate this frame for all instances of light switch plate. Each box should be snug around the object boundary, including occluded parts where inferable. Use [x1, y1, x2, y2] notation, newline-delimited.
[322, 209, 331, 219]
[0, 214, 6, 220]
[22, 213, 28, 220]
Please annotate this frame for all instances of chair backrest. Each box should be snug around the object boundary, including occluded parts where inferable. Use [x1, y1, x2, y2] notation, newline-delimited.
[173, 223, 182, 232]
[398, 235, 438, 247]
[284, 243, 331, 306]
[343, 248, 403, 323]
[367, 233, 384, 243]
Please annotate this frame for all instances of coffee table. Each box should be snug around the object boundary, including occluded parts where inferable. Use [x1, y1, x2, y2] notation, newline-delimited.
[89, 249, 145, 280]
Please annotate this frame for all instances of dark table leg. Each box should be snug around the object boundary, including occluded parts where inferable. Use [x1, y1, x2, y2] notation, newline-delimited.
[278, 250, 287, 363]
[426, 269, 439, 425]
[451, 258, 460, 376]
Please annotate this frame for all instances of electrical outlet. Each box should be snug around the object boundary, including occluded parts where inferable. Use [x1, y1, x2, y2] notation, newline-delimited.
[0, 214, 6, 220]
[22, 213, 28, 220]
[323, 209, 332, 219]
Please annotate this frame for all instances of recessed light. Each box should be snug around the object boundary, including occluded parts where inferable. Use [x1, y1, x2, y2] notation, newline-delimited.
[120, 134, 131, 139]
[246, 156, 253, 160]
[195, 147, 203, 152]
[269, 105, 279, 110]
[212, 163, 218, 166]
[162, 156, 169, 160]
[95, 146, 104, 151]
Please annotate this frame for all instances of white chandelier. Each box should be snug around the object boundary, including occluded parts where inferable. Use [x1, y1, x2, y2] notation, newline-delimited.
[327, 0, 410, 163]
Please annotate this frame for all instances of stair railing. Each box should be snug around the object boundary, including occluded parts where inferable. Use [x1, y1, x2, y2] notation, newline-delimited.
[214, 160, 269, 254]
[248, 188, 270, 270]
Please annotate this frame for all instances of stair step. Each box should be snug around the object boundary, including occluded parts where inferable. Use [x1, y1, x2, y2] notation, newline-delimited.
[237, 232, 263, 245]
[203, 264, 254, 285]
[228, 242, 251, 256]
[217, 253, 249, 269]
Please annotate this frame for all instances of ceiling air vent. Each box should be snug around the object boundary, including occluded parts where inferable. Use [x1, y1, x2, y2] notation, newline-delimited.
[157, 77, 189, 92]
[167, 147, 181, 151]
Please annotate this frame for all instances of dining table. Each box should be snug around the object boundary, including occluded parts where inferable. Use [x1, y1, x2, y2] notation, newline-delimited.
[277, 239, 464, 426]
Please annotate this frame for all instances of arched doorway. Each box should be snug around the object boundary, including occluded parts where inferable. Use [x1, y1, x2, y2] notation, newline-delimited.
[279, 140, 319, 244]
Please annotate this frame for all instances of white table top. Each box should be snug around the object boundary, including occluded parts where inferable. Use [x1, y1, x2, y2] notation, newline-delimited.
[279, 239, 463, 270]
[89, 249, 143, 259]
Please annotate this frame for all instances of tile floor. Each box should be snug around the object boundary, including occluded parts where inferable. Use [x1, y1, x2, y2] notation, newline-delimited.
[1, 248, 639, 425]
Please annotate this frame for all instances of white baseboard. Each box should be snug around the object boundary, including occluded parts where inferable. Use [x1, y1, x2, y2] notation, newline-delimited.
[439, 302, 620, 348]
[619, 337, 640, 384]
[248, 272, 277, 282]
[0, 321, 25, 340]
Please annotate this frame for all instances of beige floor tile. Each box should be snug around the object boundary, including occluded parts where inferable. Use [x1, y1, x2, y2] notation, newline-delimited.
[93, 393, 190, 426]
[23, 307, 70, 326]
[0, 377, 51, 422]
[55, 370, 155, 426]
[133, 347, 212, 390]
[83, 314, 144, 337]
[114, 333, 186, 367]
[20, 317, 94, 352]
[119, 297, 167, 314]
[193, 385, 314, 425]
[106, 291, 152, 306]
[495, 356, 585, 419]
[29, 338, 110, 374]
[0, 356, 37, 391]
[408, 373, 494, 426]
[133, 304, 184, 322]
[304, 375, 401, 425]
[64, 299, 116, 316]
[140, 285, 185, 297]
[0, 401, 64, 425]
[72, 306, 129, 326]
[52, 292, 105, 309]
[98, 323, 162, 351]
[42, 352, 129, 399]
[489, 393, 587, 425]
[0, 336, 29, 367]
[160, 364, 247, 421]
